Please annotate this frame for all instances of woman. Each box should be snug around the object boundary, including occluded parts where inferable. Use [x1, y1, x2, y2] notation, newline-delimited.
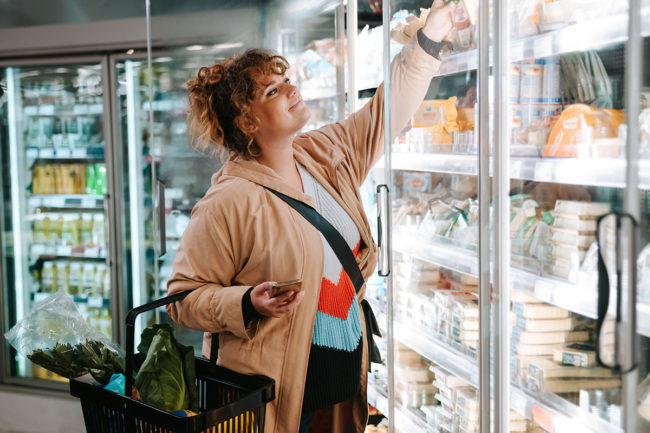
[166, 1, 454, 432]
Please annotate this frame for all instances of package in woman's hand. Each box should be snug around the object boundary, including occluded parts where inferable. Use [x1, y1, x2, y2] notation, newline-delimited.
[4, 291, 124, 385]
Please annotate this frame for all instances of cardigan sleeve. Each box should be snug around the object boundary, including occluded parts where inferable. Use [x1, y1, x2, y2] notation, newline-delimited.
[166, 201, 259, 340]
[295, 34, 442, 188]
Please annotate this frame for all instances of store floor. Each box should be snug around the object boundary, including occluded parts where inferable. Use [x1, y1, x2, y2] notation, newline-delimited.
[0, 389, 85, 433]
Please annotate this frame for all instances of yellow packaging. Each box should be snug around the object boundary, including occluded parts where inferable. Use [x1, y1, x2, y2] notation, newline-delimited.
[412, 97, 458, 128]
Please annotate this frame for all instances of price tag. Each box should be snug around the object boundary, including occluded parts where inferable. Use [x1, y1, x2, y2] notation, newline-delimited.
[40, 105, 54, 116]
[72, 148, 87, 158]
[534, 279, 553, 303]
[25, 148, 38, 159]
[56, 148, 71, 158]
[81, 197, 96, 208]
[56, 246, 72, 256]
[31, 244, 47, 256]
[88, 295, 104, 308]
[85, 247, 99, 257]
[34, 292, 51, 304]
[89, 104, 103, 115]
[39, 148, 55, 159]
[534, 162, 554, 182]
[532, 405, 554, 433]
[534, 36, 553, 59]
[510, 160, 522, 179]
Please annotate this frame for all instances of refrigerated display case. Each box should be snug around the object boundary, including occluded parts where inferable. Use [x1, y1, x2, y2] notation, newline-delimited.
[0, 57, 118, 386]
[366, 0, 650, 432]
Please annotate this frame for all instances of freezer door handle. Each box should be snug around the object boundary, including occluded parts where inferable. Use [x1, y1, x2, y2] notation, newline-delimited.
[376, 184, 390, 277]
[157, 180, 166, 257]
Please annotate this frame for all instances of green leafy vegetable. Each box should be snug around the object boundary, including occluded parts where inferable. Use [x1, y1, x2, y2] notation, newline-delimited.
[134, 324, 198, 413]
[27, 340, 125, 385]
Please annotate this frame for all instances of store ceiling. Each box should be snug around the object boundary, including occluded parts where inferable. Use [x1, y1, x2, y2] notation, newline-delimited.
[0, 0, 261, 29]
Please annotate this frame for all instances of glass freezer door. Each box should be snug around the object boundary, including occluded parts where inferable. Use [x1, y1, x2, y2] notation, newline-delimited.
[0, 58, 117, 386]
[376, 1, 490, 432]
[114, 52, 225, 354]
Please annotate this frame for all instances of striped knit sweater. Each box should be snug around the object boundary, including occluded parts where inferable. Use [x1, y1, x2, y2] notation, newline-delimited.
[297, 164, 363, 412]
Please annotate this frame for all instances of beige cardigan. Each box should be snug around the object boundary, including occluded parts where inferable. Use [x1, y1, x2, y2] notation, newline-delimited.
[166, 35, 441, 433]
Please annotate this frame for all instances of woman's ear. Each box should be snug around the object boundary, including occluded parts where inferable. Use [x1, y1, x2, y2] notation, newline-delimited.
[235, 115, 258, 136]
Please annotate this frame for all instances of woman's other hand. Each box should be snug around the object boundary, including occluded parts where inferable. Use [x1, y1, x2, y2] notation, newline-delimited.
[422, 0, 457, 42]
[250, 281, 305, 318]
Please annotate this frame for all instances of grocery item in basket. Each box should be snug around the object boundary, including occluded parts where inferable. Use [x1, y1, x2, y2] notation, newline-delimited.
[135, 324, 199, 412]
[4, 291, 124, 385]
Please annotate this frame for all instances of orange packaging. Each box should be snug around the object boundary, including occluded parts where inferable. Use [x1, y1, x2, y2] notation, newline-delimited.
[412, 97, 458, 128]
[543, 104, 624, 157]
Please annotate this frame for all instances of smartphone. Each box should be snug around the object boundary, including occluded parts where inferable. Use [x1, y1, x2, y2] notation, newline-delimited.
[269, 279, 302, 298]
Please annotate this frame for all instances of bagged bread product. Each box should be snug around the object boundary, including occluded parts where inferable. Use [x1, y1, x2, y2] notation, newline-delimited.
[553, 343, 597, 367]
[513, 302, 570, 319]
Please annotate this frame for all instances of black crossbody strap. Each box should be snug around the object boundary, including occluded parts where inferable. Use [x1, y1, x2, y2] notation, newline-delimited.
[264, 187, 365, 294]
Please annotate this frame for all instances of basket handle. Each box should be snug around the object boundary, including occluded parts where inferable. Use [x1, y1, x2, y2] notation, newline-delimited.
[124, 290, 192, 399]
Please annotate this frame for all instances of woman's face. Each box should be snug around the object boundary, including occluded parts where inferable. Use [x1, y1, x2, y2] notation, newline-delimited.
[247, 73, 311, 142]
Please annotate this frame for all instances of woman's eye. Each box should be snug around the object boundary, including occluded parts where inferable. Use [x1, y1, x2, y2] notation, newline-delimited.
[267, 88, 277, 96]
[284, 78, 290, 84]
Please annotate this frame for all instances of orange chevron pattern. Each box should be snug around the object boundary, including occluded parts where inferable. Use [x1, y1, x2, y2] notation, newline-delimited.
[316, 241, 361, 320]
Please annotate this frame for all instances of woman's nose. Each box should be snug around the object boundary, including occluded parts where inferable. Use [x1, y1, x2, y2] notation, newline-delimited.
[286, 83, 297, 97]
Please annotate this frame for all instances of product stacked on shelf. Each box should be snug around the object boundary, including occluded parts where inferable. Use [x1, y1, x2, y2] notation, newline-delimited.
[12, 66, 113, 347]
[510, 292, 623, 427]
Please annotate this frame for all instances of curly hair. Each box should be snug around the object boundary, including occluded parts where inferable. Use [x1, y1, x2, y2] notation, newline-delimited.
[186, 49, 290, 159]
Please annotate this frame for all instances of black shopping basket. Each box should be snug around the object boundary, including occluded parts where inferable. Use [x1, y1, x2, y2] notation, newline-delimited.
[69, 291, 275, 433]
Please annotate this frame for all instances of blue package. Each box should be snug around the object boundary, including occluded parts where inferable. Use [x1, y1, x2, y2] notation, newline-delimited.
[103, 373, 125, 395]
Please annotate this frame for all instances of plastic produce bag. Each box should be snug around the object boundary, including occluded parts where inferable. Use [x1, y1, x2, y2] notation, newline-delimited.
[4, 291, 124, 385]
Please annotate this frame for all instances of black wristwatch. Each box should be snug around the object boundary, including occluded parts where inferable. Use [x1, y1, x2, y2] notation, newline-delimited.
[416, 28, 444, 60]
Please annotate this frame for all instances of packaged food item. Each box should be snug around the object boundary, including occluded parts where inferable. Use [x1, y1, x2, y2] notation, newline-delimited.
[512, 342, 565, 357]
[553, 343, 597, 367]
[554, 200, 610, 217]
[515, 316, 576, 332]
[68, 262, 83, 295]
[521, 59, 544, 103]
[81, 263, 97, 296]
[395, 360, 433, 382]
[92, 214, 105, 247]
[550, 227, 596, 248]
[543, 105, 624, 157]
[513, 302, 570, 319]
[552, 213, 598, 231]
[41, 261, 57, 293]
[61, 214, 80, 247]
[512, 330, 590, 345]
[542, 56, 562, 104]
[80, 213, 94, 246]
[55, 261, 70, 294]
[32, 212, 50, 244]
[528, 358, 616, 382]
[527, 376, 621, 393]
[510, 62, 521, 104]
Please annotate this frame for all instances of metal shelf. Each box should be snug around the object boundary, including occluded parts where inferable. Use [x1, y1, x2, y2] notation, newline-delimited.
[393, 234, 650, 337]
[391, 153, 650, 190]
[32, 292, 110, 308]
[26, 147, 104, 160]
[435, 6, 650, 77]
[30, 244, 107, 260]
[368, 379, 430, 433]
[23, 104, 103, 116]
[28, 194, 105, 209]
[394, 320, 479, 388]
